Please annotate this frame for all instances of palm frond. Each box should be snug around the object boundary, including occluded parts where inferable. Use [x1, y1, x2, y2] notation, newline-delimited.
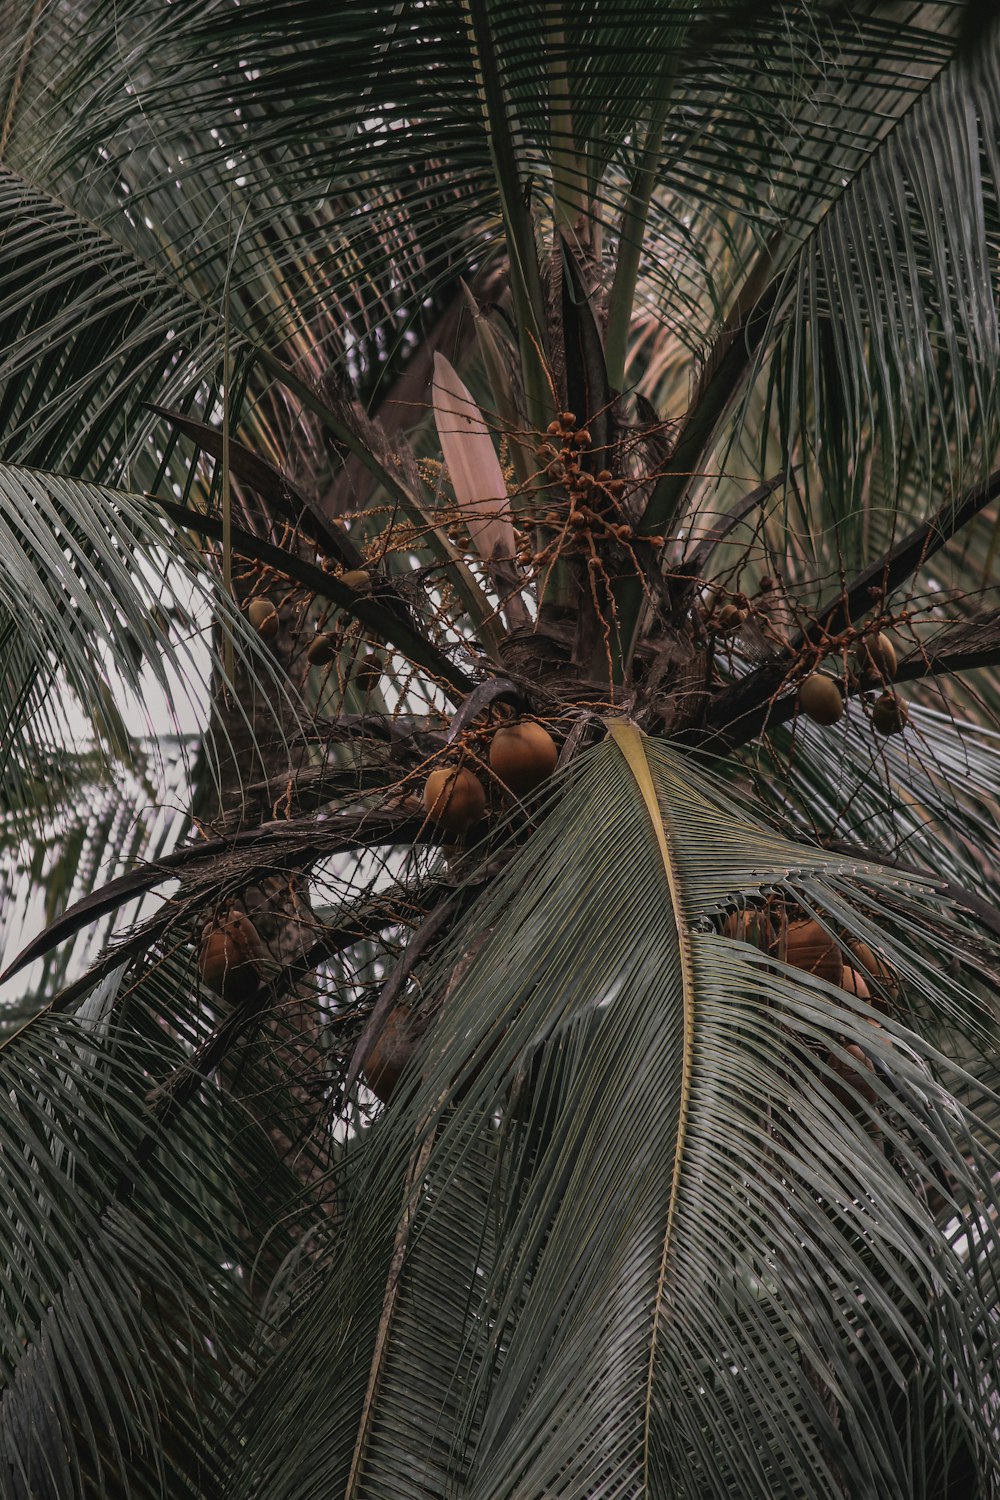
[232, 731, 1000, 1499]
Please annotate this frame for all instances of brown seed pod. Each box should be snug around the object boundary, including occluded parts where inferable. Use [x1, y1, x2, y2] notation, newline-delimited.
[572, 428, 592, 447]
[489, 720, 559, 795]
[855, 630, 897, 681]
[199, 913, 265, 1003]
[826, 1042, 878, 1110]
[797, 672, 844, 726]
[784, 919, 844, 986]
[423, 766, 486, 834]
[306, 631, 338, 666]
[247, 597, 279, 640]
[558, 411, 577, 430]
[363, 1006, 423, 1104]
[872, 692, 908, 735]
[340, 568, 372, 593]
[355, 652, 384, 693]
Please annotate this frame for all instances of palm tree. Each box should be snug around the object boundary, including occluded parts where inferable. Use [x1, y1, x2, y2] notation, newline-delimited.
[3, 1, 1000, 1494]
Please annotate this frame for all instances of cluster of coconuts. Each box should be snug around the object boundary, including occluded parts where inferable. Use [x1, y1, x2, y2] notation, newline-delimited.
[796, 629, 908, 736]
[422, 720, 559, 835]
[722, 908, 894, 1116]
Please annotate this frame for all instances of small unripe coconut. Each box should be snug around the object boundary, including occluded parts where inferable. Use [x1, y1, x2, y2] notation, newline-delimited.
[306, 631, 338, 666]
[355, 652, 384, 693]
[423, 766, 486, 834]
[872, 692, 908, 735]
[855, 631, 897, 681]
[199, 913, 265, 1002]
[826, 1042, 877, 1110]
[784, 919, 843, 986]
[797, 673, 844, 725]
[489, 721, 558, 795]
[247, 597, 278, 640]
[340, 568, 372, 593]
[716, 603, 746, 636]
[364, 1006, 422, 1104]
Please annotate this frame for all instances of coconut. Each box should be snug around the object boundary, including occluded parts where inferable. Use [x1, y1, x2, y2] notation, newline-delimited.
[489, 721, 558, 795]
[199, 913, 265, 1002]
[722, 908, 775, 951]
[364, 1006, 421, 1104]
[247, 597, 278, 639]
[848, 939, 897, 1002]
[855, 631, 897, 681]
[306, 631, 338, 666]
[797, 673, 844, 725]
[423, 766, 486, 834]
[839, 967, 870, 1000]
[784, 918, 844, 985]
[872, 693, 908, 735]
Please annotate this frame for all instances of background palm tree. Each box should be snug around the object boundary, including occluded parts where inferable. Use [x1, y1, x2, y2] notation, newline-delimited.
[3, 1, 1000, 1495]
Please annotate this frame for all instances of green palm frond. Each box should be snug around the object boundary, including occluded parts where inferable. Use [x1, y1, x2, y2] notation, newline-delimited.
[0, 461, 297, 804]
[232, 731, 1000, 1499]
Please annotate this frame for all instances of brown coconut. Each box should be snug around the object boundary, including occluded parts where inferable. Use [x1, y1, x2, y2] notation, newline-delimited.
[784, 919, 844, 985]
[306, 631, 338, 666]
[839, 967, 870, 1001]
[872, 693, 908, 735]
[423, 766, 486, 835]
[199, 913, 265, 1003]
[847, 940, 898, 1007]
[722, 908, 775, 951]
[489, 721, 558, 795]
[363, 1006, 424, 1104]
[855, 631, 897, 681]
[715, 603, 746, 636]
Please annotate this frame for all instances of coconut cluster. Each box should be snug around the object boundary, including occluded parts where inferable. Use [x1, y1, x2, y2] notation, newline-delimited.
[721, 904, 895, 1116]
[421, 720, 559, 835]
[796, 629, 908, 737]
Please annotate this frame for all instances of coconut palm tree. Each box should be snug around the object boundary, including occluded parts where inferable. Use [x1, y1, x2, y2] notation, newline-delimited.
[3, 1, 1000, 1495]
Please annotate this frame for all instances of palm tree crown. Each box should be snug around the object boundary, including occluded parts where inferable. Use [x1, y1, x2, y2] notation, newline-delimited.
[2, 3, 1000, 1496]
